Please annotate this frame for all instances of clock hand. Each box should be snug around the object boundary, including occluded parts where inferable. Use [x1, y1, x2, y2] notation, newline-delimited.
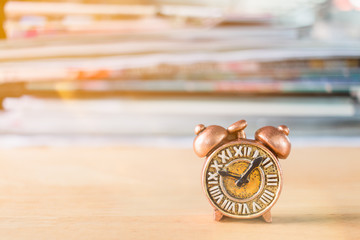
[235, 156, 264, 187]
[218, 169, 240, 179]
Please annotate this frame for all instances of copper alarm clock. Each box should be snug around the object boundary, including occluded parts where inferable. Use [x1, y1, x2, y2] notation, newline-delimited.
[193, 120, 291, 222]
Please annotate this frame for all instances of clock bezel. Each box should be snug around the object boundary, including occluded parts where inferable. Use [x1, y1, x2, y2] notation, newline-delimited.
[202, 138, 283, 219]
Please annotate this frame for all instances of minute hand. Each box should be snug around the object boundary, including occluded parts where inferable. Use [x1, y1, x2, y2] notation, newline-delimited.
[235, 156, 264, 187]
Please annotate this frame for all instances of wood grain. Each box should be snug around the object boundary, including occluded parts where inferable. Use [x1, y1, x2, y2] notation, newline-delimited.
[0, 146, 358, 240]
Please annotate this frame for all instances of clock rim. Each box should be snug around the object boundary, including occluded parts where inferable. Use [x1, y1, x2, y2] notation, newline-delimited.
[202, 139, 283, 219]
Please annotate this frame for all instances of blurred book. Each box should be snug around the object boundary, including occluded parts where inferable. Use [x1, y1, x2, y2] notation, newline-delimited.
[4, 0, 321, 38]
[1, 37, 359, 96]
[0, 0, 359, 98]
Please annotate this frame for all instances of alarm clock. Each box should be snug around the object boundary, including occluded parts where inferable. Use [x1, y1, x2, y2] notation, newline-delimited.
[193, 120, 291, 222]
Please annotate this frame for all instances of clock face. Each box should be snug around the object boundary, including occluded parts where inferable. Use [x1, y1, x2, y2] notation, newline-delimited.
[202, 139, 282, 219]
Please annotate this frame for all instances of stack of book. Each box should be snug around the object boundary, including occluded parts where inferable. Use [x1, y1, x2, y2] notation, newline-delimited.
[0, 0, 359, 97]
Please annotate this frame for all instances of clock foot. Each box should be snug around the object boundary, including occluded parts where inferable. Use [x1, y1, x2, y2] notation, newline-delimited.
[262, 211, 272, 223]
[214, 209, 224, 221]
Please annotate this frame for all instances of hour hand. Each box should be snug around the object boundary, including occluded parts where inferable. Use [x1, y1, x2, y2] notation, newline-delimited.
[218, 170, 240, 179]
[235, 156, 264, 187]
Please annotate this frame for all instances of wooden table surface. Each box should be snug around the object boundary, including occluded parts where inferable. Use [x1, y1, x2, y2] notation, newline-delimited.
[0, 146, 358, 240]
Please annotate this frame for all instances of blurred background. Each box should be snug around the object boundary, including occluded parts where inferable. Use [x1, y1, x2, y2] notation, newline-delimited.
[0, 0, 360, 147]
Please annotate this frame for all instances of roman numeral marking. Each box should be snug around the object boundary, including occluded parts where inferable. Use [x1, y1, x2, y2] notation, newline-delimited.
[260, 190, 275, 205]
[209, 185, 221, 195]
[226, 149, 232, 158]
[252, 149, 259, 158]
[221, 199, 231, 209]
[207, 172, 218, 181]
[234, 146, 242, 157]
[252, 202, 261, 212]
[221, 199, 236, 213]
[242, 203, 250, 214]
[238, 203, 242, 214]
[210, 160, 223, 172]
[209, 186, 223, 204]
[213, 194, 224, 204]
[228, 202, 236, 213]
[262, 157, 273, 168]
[238, 203, 250, 214]
[218, 150, 231, 163]
[267, 174, 278, 186]
[233, 146, 254, 158]
[208, 181, 218, 184]
[242, 146, 252, 157]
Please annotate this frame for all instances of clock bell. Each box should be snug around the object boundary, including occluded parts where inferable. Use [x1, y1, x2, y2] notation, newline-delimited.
[194, 120, 291, 160]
